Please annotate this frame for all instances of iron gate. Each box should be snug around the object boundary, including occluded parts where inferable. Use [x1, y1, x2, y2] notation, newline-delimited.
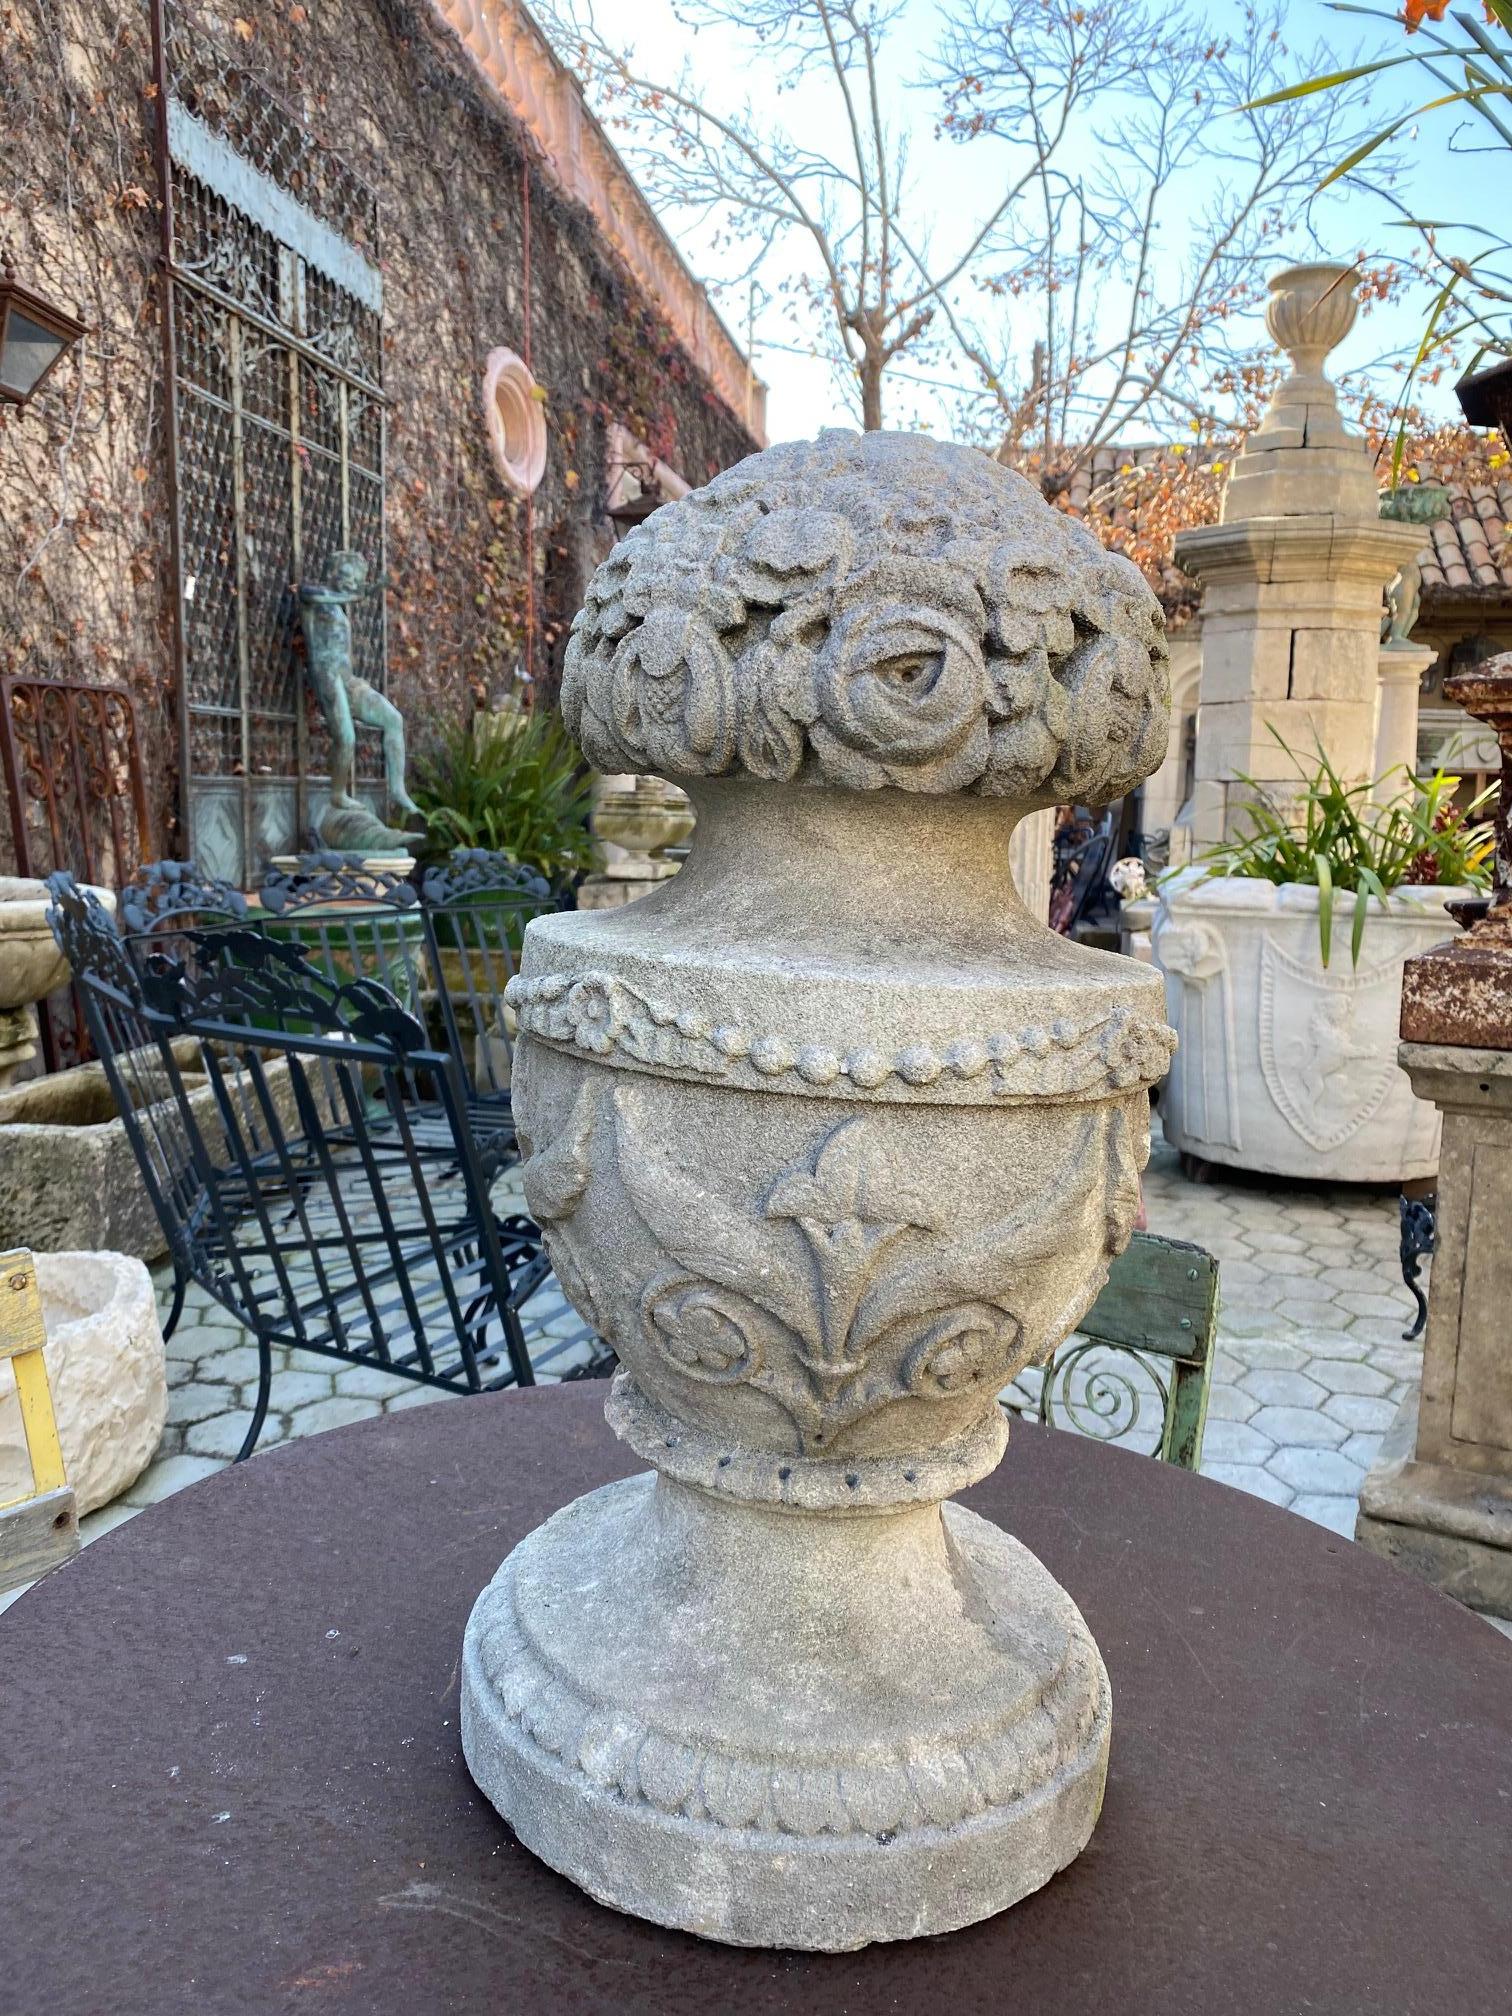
[151, 1, 388, 885]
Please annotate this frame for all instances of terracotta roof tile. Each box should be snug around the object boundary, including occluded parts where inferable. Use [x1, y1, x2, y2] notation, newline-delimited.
[1049, 444, 1512, 613]
[1411, 474, 1512, 604]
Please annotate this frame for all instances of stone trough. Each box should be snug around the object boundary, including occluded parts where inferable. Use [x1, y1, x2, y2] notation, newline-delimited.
[0, 1250, 166, 1516]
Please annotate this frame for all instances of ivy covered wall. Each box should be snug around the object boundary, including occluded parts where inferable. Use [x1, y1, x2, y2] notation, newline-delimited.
[0, 0, 758, 860]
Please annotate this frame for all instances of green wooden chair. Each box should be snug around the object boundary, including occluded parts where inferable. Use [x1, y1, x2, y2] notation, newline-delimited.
[1003, 1232, 1219, 1469]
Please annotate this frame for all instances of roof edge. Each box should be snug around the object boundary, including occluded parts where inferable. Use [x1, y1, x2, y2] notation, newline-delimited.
[429, 0, 767, 444]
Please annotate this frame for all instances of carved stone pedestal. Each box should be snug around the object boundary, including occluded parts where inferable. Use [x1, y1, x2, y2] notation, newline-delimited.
[462, 432, 1174, 1947]
[1357, 1047, 1512, 1616]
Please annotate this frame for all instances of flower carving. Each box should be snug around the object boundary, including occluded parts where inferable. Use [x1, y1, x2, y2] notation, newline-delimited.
[564, 976, 631, 1054]
[900, 1303, 1023, 1397]
[642, 1274, 768, 1384]
[811, 600, 989, 790]
[593, 1086, 1132, 1453]
[559, 433, 1170, 807]
[608, 608, 736, 774]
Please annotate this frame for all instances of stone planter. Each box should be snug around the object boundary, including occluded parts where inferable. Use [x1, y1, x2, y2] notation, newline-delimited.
[0, 1251, 166, 1515]
[461, 431, 1176, 1948]
[0, 1048, 305, 1261]
[1153, 871, 1472, 1180]
[0, 876, 116, 1085]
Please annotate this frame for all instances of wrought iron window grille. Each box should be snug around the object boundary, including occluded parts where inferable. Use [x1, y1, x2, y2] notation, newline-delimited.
[150, 0, 388, 885]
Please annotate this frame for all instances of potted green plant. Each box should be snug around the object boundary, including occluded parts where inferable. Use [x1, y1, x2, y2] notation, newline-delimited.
[1152, 742, 1493, 1180]
[412, 705, 594, 895]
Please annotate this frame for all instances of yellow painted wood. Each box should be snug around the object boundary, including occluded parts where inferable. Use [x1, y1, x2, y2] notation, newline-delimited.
[0, 1250, 46, 1361]
[0, 1247, 68, 1506]
[12, 1351, 67, 1496]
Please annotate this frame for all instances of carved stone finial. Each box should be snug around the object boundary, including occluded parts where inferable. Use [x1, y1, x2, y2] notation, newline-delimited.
[462, 432, 1176, 1949]
[1264, 261, 1358, 386]
[562, 430, 1170, 805]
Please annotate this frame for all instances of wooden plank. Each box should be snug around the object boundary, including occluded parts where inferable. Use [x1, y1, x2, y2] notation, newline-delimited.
[1162, 1358, 1213, 1470]
[0, 1250, 46, 1361]
[1081, 1231, 1220, 1365]
[0, 1486, 79, 1595]
[12, 1352, 67, 1496]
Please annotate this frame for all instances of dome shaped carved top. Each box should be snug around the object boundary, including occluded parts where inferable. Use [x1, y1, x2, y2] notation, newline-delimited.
[562, 431, 1171, 806]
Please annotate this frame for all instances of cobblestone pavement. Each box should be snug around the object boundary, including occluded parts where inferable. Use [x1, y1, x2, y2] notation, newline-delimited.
[7, 1117, 1507, 1641]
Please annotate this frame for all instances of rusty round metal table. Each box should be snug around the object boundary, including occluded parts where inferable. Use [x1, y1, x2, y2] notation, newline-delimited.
[5, 1383, 1509, 2015]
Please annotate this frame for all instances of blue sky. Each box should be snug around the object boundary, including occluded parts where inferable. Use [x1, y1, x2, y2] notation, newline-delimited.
[563, 0, 1499, 442]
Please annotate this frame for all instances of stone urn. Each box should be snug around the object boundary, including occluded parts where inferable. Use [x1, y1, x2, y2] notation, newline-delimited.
[1265, 262, 1358, 385]
[0, 878, 117, 1085]
[462, 431, 1175, 1949]
[1154, 869, 1473, 1181]
[591, 775, 696, 877]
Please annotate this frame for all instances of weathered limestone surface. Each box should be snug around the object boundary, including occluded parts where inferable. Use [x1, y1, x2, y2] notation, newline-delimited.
[1357, 1047, 1512, 1614]
[0, 1251, 166, 1515]
[0, 879, 116, 1087]
[0, 1051, 310, 1262]
[462, 431, 1175, 1947]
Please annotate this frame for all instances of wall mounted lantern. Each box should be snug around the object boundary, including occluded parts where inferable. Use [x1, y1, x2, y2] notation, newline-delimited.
[606, 462, 664, 541]
[0, 266, 87, 409]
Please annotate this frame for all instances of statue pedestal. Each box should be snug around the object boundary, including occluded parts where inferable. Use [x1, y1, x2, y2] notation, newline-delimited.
[1356, 1045, 1512, 1617]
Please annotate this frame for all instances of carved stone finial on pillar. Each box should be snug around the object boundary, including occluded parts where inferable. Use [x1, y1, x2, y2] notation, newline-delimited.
[461, 431, 1175, 1949]
[1174, 263, 1426, 843]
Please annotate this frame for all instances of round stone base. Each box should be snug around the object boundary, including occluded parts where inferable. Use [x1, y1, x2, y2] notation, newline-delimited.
[461, 1471, 1110, 1950]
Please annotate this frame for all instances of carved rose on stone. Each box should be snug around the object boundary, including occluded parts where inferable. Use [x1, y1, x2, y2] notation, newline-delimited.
[811, 597, 989, 791]
[560, 431, 1170, 806]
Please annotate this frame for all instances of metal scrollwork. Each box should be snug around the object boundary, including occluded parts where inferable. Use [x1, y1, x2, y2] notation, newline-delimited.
[1032, 1339, 1169, 1446]
[260, 851, 419, 915]
[1399, 1192, 1437, 1342]
[119, 860, 248, 934]
[45, 875, 142, 1005]
[137, 924, 429, 1058]
[419, 849, 553, 908]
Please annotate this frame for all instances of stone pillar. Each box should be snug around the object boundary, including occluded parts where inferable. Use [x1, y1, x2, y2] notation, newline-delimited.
[1008, 805, 1054, 924]
[1357, 654, 1512, 1614]
[461, 432, 1176, 1949]
[1374, 642, 1434, 799]
[1174, 265, 1426, 844]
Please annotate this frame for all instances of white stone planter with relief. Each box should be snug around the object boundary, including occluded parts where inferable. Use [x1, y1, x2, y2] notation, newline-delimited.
[1153, 870, 1470, 1182]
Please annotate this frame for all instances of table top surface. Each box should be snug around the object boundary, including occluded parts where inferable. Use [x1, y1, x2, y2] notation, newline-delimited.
[5, 1383, 1509, 2016]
